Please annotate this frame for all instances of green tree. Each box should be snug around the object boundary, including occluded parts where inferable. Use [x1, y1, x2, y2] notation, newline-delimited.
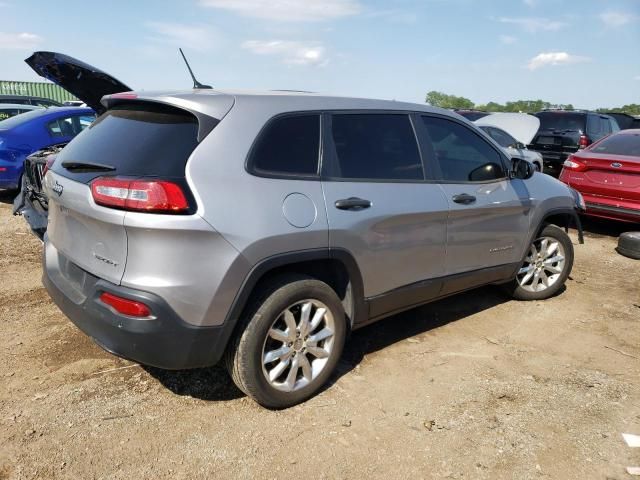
[596, 104, 640, 115]
[425, 91, 474, 109]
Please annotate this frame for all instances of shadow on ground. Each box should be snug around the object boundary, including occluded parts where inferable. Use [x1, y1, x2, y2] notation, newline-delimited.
[332, 285, 509, 381]
[145, 286, 509, 404]
[0, 190, 17, 205]
[580, 217, 636, 239]
[144, 364, 244, 402]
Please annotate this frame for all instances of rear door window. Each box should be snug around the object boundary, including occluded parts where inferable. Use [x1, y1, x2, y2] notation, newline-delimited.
[51, 103, 202, 184]
[249, 114, 320, 176]
[328, 113, 423, 180]
[420, 116, 506, 182]
[47, 114, 96, 138]
[489, 128, 517, 148]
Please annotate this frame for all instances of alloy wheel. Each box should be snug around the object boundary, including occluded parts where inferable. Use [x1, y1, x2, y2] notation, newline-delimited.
[517, 236, 566, 292]
[261, 300, 335, 392]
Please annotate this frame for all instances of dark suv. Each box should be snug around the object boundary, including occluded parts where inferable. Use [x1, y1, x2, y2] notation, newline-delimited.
[528, 110, 619, 175]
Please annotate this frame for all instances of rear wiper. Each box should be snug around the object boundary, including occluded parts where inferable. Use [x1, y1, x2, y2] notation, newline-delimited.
[61, 161, 116, 172]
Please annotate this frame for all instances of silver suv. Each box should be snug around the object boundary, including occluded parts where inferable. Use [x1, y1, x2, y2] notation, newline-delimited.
[42, 89, 584, 408]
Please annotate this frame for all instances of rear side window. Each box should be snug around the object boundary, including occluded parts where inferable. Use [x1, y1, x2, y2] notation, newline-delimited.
[52, 103, 201, 183]
[249, 114, 320, 176]
[489, 128, 517, 148]
[329, 114, 423, 180]
[46, 114, 93, 137]
[421, 116, 506, 182]
[591, 133, 640, 156]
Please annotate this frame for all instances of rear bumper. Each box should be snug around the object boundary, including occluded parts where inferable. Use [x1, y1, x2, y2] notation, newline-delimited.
[43, 242, 232, 369]
[584, 200, 640, 223]
[0, 162, 22, 189]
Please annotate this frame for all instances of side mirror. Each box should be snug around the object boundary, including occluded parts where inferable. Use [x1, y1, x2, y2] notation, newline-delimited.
[510, 142, 526, 150]
[511, 158, 535, 180]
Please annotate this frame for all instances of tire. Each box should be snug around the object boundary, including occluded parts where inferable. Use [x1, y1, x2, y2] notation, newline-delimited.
[616, 232, 640, 260]
[506, 224, 574, 301]
[225, 274, 347, 409]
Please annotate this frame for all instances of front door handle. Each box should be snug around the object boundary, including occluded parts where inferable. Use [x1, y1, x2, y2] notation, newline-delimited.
[452, 193, 476, 205]
[335, 197, 372, 210]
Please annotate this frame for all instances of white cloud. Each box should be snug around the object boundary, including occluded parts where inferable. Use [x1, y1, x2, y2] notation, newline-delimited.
[0, 31, 42, 50]
[527, 52, 591, 71]
[242, 40, 328, 66]
[599, 11, 635, 27]
[498, 17, 568, 33]
[145, 22, 219, 52]
[367, 9, 417, 24]
[635, 75, 640, 81]
[199, 0, 361, 22]
[499, 35, 517, 45]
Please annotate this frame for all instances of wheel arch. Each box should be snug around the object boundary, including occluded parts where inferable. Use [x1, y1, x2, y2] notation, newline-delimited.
[224, 248, 366, 332]
[527, 208, 584, 257]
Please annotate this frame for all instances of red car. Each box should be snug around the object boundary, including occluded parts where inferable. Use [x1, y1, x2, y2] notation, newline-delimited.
[559, 129, 640, 223]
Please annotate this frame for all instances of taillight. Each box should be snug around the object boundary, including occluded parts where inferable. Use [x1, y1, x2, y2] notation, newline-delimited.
[91, 177, 189, 213]
[563, 155, 587, 172]
[42, 155, 56, 176]
[578, 135, 591, 149]
[100, 292, 152, 317]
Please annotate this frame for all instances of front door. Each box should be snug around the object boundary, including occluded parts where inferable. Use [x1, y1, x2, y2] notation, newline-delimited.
[417, 114, 531, 276]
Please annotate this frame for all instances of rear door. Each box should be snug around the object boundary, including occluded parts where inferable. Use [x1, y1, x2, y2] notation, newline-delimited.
[45, 102, 205, 284]
[321, 112, 448, 309]
[417, 114, 531, 277]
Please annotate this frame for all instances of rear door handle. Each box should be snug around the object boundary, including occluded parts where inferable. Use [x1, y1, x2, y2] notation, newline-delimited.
[335, 197, 372, 210]
[452, 193, 476, 205]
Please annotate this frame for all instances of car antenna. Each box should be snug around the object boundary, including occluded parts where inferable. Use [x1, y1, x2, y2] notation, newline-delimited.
[179, 48, 212, 89]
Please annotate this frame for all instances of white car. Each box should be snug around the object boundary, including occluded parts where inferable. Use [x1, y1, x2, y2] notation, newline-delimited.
[475, 113, 544, 172]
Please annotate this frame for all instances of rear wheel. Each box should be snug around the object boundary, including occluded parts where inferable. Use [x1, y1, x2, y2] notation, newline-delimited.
[507, 224, 574, 300]
[225, 275, 346, 409]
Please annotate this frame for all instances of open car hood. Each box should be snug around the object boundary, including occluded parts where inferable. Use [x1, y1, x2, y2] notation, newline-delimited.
[25, 51, 131, 114]
[475, 113, 541, 145]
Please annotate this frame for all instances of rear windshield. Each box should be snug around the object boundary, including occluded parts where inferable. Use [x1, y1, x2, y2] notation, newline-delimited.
[591, 133, 640, 157]
[0, 108, 48, 129]
[52, 103, 201, 183]
[535, 112, 586, 132]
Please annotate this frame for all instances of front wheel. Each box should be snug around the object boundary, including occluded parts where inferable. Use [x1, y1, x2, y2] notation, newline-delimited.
[507, 224, 574, 301]
[225, 275, 346, 409]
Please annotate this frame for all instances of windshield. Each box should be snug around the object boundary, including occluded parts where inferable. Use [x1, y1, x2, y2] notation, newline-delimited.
[591, 132, 640, 157]
[535, 112, 586, 132]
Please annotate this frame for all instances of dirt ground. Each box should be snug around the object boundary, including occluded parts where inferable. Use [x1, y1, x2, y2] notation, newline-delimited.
[0, 191, 638, 480]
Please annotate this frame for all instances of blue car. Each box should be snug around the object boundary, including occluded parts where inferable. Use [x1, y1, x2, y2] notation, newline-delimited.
[0, 106, 95, 190]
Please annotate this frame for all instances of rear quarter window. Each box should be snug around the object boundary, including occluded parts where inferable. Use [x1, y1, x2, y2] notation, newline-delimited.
[248, 114, 320, 177]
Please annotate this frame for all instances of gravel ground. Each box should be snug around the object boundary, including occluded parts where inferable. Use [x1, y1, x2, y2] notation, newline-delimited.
[0, 191, 639, 480]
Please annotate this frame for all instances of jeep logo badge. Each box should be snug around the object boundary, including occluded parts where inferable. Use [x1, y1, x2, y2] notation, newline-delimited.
[52, 181, 64, 197]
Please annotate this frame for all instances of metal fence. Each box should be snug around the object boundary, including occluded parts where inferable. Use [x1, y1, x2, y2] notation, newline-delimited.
[0, 80, 77, 103]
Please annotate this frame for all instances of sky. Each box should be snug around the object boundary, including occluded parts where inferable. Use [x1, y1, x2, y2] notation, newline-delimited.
[1, 0, 639, 109]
